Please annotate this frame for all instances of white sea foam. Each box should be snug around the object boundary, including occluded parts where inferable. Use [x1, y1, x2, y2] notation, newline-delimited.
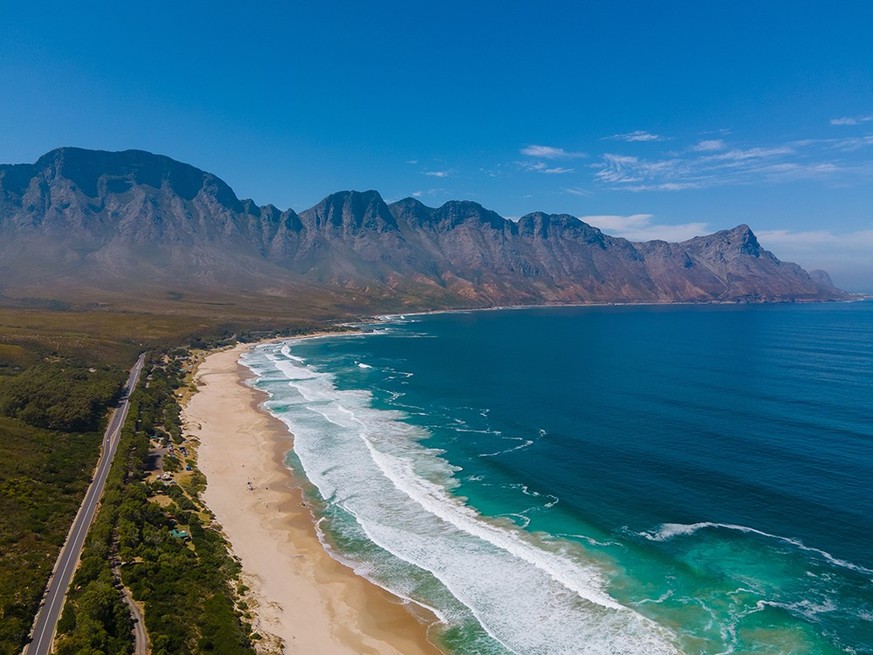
[556, 533, 623, 548]
[543, 495, 560, 508]
[634, 590, 675, 605]
[479, 437, 535, 457]
[506, 483, 560, 510]
[638, 522, 873, 576]
[756, 597, 838, 620]
[383, 366, 415, 379]
[453, 427, 501, 435]
[312, 515, 452, 626]
[502, 512, 532, 529]
[244, 341, 682, 655]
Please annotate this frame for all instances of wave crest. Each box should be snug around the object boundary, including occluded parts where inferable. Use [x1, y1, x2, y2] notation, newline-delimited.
[638, 522, 872, 576]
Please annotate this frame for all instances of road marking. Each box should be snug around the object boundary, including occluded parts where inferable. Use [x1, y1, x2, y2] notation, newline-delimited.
[26, 354, 145, 655]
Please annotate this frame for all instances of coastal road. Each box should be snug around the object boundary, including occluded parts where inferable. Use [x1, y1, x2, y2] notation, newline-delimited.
[24, 353, 146, 655]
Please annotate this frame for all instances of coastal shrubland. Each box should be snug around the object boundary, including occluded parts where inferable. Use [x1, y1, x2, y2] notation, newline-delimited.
[0, 363, 124, 432]
[55, 350, 256, 655]
[0, 302, 324, 655]
[0, 415, 104, 655]
[0, 354, 122, 655]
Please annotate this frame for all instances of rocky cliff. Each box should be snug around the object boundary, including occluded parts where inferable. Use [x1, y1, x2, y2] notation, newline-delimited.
[0, 148, 844, 309]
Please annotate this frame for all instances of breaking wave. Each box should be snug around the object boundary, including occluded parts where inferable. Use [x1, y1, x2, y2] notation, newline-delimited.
[243, 339, 680, 655]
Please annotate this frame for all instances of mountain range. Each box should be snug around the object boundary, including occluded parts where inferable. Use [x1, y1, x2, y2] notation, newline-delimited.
[0, 148, 844, 312]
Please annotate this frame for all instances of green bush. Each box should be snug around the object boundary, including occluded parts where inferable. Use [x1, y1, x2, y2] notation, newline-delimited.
[0, 364, 123, 432]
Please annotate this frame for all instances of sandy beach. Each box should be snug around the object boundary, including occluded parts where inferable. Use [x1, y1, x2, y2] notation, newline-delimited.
[183, 344, 442, 655]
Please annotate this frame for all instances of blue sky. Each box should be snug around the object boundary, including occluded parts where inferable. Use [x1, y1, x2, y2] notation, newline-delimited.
[2, 2, 872, 290]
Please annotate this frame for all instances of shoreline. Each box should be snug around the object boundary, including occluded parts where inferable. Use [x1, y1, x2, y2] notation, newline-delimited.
[182, 343, 443, 655]
[375, 296, 862, 322]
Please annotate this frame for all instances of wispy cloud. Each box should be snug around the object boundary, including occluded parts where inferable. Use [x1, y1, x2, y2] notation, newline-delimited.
[594, 136, 873, 192]
[580, 213, 709, 241]
[520, 144, 585, 159]
[708, 146, 794, 162]
[607, 130, 666, 142]
[757, 228, 873, 249]
[544, 167, 574, 174]
[691, 139, 726, 152]
[521, 161, 547, 172]
[833, 135, 873, 151]
[829, 114, 873, 126]
[563, 186, 591, 197]
[411, 188, 445, 198]
[424, 170, 449, 178]
[518, 160, 575, 175]
[596, 154, 703, 190]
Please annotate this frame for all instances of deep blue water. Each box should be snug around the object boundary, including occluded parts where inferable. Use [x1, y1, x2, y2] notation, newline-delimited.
[243, 302, 873, 654]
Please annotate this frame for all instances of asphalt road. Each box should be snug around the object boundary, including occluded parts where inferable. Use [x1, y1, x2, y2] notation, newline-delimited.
[25, 352, 146, 655]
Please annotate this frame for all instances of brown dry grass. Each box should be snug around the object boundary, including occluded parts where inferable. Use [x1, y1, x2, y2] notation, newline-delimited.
[0, 285, 364, 368]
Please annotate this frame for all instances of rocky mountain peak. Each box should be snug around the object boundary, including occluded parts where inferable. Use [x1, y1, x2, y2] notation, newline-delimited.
[681, 224, 764, 259]
[389, 197, 435, 225]
[517, 212, 605, 244]
[16, 147, 244, 212]
[727, 224, 761, 256]
[433, 200, 511, 231]
[0, 147, 847, 306]
[300, 189, 397, 233]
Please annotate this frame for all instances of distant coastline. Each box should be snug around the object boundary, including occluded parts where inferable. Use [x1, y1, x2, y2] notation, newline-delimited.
[371, 294, 869, 324]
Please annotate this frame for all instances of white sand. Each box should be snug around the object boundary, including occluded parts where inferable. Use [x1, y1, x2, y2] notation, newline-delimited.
[183, 344, 442, 655]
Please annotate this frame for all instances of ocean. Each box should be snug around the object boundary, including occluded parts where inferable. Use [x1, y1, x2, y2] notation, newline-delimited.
[241, 302, 873, 654]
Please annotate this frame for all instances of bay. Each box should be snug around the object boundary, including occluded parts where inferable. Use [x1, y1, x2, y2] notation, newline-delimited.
[243, 302, 873, 654]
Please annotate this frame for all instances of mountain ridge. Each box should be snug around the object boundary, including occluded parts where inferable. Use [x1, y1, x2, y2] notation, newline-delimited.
[0, 147, 845, 310]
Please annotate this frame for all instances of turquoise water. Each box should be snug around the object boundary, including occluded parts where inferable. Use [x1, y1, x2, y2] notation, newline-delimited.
[242, 302, 873, 654]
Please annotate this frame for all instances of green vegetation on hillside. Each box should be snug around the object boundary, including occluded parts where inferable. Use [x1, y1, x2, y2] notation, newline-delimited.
[0, 364, 123, 432]
[0, 309, 205, 655]
[56, 351, 256, 655]
[0, 302, 336, 655]
[0, 416, 104, 655]
[0, 353, 123, 654]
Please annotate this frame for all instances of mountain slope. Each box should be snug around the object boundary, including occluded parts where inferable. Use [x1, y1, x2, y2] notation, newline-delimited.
[0, 148, 845, 309]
